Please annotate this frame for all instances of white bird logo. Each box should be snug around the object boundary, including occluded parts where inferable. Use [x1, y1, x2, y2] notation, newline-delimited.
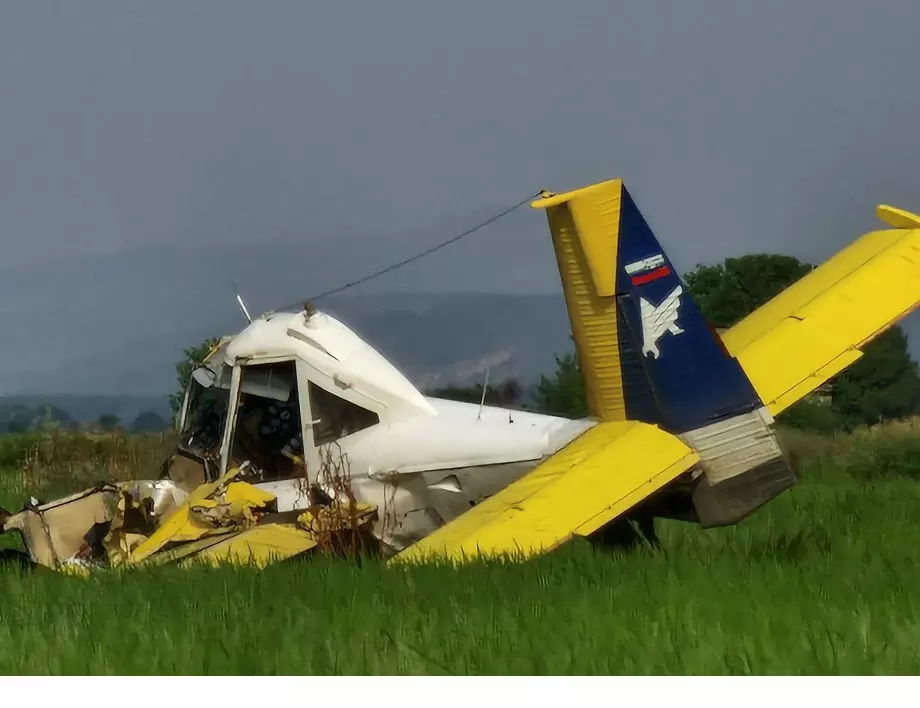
[639, 285, 685, 358]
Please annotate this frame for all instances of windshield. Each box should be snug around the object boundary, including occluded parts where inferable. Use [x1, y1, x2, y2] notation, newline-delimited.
[180, 379, 230, 460]
[179, 355, 232, 461]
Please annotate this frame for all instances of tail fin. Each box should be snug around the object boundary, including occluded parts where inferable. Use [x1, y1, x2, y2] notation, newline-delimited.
[532, 179, 765, 434]
[532, 179, 794, 526]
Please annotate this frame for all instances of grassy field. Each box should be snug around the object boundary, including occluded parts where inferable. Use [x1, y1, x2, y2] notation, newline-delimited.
[0, 425, 919, 674]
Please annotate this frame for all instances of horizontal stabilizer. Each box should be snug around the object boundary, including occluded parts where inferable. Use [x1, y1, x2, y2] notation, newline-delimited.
[392, 421, 699, 564]
[723, 206, 920, 414]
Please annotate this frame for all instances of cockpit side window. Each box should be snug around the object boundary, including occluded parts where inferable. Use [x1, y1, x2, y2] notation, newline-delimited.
[308, 382, 380, 446]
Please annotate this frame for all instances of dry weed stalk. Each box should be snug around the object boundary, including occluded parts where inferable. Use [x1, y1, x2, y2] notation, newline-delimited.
[306, 443, 379, 558]
[776, 415, 920, 476]
[15, 431, 176, 496]
[291, 450, 312, 507]
[379, 476, 399, 555]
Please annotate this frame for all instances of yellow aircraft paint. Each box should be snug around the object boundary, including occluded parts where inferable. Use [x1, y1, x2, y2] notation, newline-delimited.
[722, 206, 920, 415]
[172, 524, 319, 569]
[393, 179, 708, 565]
[127, 467, 272, 564]
[398, 180, 920, 565]
[531, 180, 628, 422]
[395, 421, 699, 563]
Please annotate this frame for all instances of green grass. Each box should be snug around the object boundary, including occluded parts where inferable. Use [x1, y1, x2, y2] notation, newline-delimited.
[0, 429, 919, 674]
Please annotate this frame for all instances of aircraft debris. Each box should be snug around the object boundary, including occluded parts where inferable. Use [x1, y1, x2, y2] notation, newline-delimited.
[4, 177, 920, 573]
[2, 462, 378, 573]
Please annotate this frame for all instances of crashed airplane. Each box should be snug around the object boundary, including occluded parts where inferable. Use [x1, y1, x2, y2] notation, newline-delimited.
[5, 177, 920, 572]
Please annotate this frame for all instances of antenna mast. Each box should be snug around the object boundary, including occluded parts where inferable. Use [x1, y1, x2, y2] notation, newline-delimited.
[477, 366, 491, 421]
[232, 283, 252, 323]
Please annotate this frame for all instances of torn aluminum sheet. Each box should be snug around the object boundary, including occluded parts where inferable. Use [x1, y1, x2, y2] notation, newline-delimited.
[1, 462, 378, 573]
[124, 464, 282, 564]
[149, 503, 378, 569]
[3, 484, 121, 569]
[154, 524, 319, 569]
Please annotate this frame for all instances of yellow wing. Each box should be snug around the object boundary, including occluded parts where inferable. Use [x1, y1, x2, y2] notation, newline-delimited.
[395, 186, 920, 566]
[723, 205, 920, 415]
[393, 421, 699, 564]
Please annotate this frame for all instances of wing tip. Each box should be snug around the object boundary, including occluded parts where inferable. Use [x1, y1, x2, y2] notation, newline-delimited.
[876, 204, 920, 230]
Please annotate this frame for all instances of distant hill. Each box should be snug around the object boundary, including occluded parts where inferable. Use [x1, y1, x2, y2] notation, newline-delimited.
[1, 291, 575, 400]
[0, 289, 569, 429]
[0, 395, 171, 431]
[0, 189, 583, 399]
[3, 227, 920, 400]
[321, 292, 572, 390]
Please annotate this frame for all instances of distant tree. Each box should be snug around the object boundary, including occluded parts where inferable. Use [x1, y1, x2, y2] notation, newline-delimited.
[35, 405, 76, 433]
[532, 353, 587, 418]
[427, 377, 524, 407]
[777, 399, 847, 434]
[495, 377, 523, 405]
[131, 410, 169, 433]
[169, 337, 221, 418]
[686, 254, 920, 429]
[530, 253, 920, 430]
[0, 403, 76, 433]
[683, 254, 814, 328]
[830, 327, 920, 427]
[97, 414, 121, 433]
[6, 414, 30, 434]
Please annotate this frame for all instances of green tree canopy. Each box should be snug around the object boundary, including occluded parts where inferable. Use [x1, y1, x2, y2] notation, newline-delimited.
[686, 254, 920, 429]
[427, 377, 524, 407]
[532, 253, 920, 430]
[532, 353, 587, 418]
[169, 337, 221, 418]
[683, 254, 814, 328]
[97, 414, 121, 433]
[825, 327, 920, 426]
[0, 403, 76, 433]
[132, 410, 169, 433]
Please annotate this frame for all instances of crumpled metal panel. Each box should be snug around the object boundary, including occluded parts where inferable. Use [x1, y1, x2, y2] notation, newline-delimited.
[2, 464, 379, 573]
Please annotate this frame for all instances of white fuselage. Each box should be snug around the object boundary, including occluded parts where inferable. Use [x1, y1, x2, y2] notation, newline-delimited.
[180, 308, 596, 552]
[254, 397, 595, 550]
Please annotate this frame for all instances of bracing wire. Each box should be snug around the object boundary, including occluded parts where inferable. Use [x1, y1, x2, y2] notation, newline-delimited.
[267, 190, 544, 313]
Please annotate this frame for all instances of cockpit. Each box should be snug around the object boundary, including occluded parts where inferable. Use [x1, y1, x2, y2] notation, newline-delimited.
[168, 323, 384, 497]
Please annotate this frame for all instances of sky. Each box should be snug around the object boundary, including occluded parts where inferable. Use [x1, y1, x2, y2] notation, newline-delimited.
[2, 0, 920, 394]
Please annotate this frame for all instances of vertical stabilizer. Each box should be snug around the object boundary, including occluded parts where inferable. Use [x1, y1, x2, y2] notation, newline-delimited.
[532, 179, 764, 433]
[532, 179, 796, 526]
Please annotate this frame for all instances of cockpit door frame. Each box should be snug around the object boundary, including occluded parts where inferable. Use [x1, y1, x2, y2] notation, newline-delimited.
[176, 377, 193, 433]
[218, 363, 243, 477]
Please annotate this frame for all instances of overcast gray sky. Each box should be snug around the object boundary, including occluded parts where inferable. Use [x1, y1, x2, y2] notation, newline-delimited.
[2, 0, 920, 394]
